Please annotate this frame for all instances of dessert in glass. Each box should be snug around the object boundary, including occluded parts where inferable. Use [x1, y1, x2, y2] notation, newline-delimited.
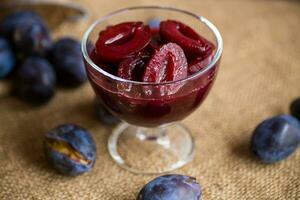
[82, 6, 223, 174]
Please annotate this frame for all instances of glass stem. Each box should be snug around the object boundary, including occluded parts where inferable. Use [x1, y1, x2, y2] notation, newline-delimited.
[136, 126, 170, 148]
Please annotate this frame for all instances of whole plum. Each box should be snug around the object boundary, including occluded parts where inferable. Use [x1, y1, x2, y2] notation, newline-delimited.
[137, 174, 202, 200]
[252, 115, 300, 163]
[95, 97, 120, 125]
[13, 20, 52, 56]
[44, 124, 97, 176]
[50, 38, 87, 87]
[0, 11, 42, 39]
[0, 37, 16, 79]
[14, 57, 56, 105]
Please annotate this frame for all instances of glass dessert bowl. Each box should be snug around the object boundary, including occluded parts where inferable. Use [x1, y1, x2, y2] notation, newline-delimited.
[82, 6, 223, 174]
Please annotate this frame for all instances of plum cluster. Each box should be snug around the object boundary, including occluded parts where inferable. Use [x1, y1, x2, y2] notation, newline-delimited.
[0, 11, 87, 105]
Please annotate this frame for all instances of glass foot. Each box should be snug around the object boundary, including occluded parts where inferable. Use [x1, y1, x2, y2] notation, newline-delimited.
[108, 122, 195, 174]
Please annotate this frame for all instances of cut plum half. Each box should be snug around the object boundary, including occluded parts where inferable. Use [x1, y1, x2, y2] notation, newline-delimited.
[117, 52, 150, 81]
[143, 43, 188, 83]
[160, 20, 215, 59]
[96, 22, 151, 63]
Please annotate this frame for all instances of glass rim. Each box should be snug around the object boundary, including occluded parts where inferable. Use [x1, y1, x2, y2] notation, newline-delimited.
[82, 6, 223, 86]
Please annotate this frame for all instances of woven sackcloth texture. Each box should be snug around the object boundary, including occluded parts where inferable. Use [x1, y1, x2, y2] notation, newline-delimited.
[0, 0, 299, 199]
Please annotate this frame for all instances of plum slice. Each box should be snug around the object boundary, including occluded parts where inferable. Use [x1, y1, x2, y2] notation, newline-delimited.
[188, 53, 214, 75]
[143, 43, 188, 83]
[96, 22, 151, 63]
[117, 52, 150, 81]
[160, 20, 215, 59]
[89, 48, 118, 75]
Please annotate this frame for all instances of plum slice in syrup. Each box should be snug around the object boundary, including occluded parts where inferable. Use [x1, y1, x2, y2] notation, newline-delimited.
[160, 20, 215, 59]
[96, 22, 151, 63]
[188, 53, 214, 75]
[95, 20, 216, 81]
[143, 43, 188, 83]
[117, 52, 150, 81]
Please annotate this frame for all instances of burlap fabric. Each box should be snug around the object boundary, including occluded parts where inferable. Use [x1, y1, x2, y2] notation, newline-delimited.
[0, 0, 299, 199]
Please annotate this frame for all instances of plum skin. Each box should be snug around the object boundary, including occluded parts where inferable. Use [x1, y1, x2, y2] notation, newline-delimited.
[50, 38, 87, 87]
[137, 174, 202, 200]
[251, 115, 300, 163]
[14, 57, 56, 105]
[0, 37, 16, 79]
[44, 124, 97, 176]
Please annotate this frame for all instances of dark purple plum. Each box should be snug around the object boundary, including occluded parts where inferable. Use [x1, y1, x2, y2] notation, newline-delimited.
[0, 37, 16, 79]
[148, 19, 161, 29]
[44, 124, 97, 176]
[95, 97, 120, 125]
[137, 174, 202, 200]
[251, 115, 300, 163]
[0, 11, 42, 39]
[13, 20, 52, 56]
[290, 97, 300, 121]
[50, 38, 87, 87]
[14, 57, 56, 105]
